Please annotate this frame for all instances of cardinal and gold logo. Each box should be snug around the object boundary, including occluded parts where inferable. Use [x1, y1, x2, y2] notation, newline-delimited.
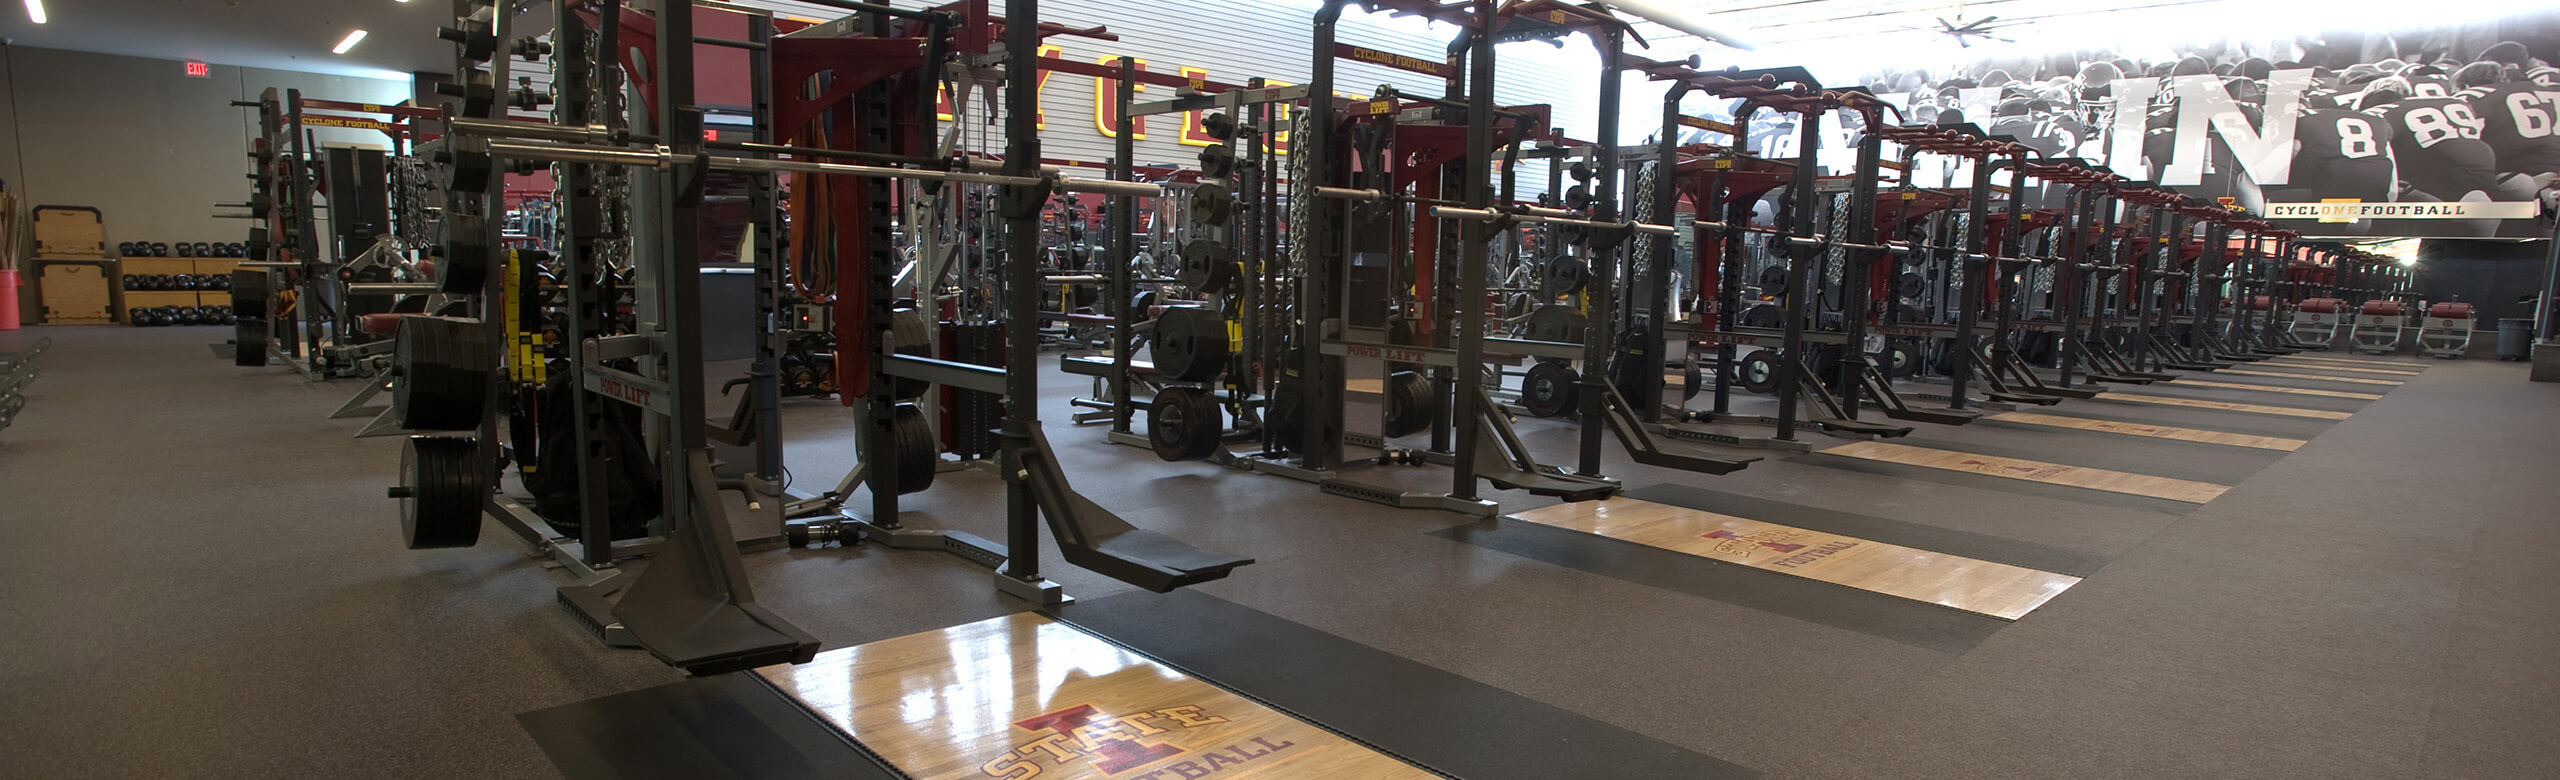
[981, 704, 1297, 779]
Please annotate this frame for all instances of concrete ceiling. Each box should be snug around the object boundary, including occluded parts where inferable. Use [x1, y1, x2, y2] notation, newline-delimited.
[0, 0, 457, 80]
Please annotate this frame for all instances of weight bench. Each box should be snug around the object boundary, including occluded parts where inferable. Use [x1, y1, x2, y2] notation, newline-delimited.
[2289, 298, 2345, 349]
[2349, 300, 2407, 355]
[2417, 302, 2474, 359]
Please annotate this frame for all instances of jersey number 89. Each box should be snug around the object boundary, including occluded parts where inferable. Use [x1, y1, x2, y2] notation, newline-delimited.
[2405, 104, 2484, 148]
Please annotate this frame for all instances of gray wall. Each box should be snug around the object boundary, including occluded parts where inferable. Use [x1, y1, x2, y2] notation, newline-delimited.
[2415, 239, 2552, 326]
[3, 45, 408, 323]
[1, 45, 410, 252]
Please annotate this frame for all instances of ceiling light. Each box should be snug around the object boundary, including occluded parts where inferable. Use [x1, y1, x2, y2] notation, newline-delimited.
[333, 30, 368, 55]
[24, 0, 45, 24]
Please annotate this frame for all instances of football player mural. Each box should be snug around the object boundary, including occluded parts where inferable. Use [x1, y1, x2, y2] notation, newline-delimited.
[1864, 14, 2560, 237]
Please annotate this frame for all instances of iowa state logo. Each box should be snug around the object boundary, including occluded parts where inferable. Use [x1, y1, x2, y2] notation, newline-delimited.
[1702, 528, 1808, 555]
[982, 704, 1297, 779]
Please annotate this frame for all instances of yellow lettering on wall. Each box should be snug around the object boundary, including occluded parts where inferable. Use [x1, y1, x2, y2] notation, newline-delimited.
[1094, 55, 1149, 140]
[1035, 44, 1063, 129]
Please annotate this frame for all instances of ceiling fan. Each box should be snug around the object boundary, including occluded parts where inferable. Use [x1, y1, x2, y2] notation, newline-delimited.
[1912, 4, 2026, 48]
[1938, 15, 2018, 47]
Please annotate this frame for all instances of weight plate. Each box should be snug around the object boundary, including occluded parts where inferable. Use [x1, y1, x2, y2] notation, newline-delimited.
[1524, 304, 1585, 348]
[1881, 341, 1922, 378]
[1381, 370, 1436, 438]
[1147, 307, 1230, 382]
[392, 315, 494, 431]
[1684, 362, 1704, 402]
[396, 435, 485, 549]
[233, 312, 268, 364]
[1521, 362, 1577, 418]
[1756, 264, 1792, 298]
[1541, 257, 1589, 298]
[1197, 144, 1235, 178]
[892, 402, 937, 494]
[888, 308, 932, 399]
[1739, 303, 1784, 329]
[1177, 238, 1237, 295]
[1898, 271, 1927, 300]
[1191, 182, 1233, 225]
[1737, 349, 1779, 394]
[231, 270, 270, 320]
[1148, 385, 1223, 461]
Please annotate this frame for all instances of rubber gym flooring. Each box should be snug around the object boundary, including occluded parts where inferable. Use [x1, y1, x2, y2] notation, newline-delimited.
[3, 325, 2558, 778]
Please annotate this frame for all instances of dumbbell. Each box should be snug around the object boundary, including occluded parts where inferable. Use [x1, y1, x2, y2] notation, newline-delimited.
[177, 243, 195, 257]
[128, 307, 151, 326]
[207, 275, 232, 291]
[1374, 447, 1428, 466]
[151, 242, 169, 257]
[176, 307, 202, 326]
[121, 275, 142, 291]
[172, 274, 195, 291]
[146, 308, 174, 327]
[192, 242, 213, 257]
[117, 242, 135, 257]
[784, 519, 858, 548]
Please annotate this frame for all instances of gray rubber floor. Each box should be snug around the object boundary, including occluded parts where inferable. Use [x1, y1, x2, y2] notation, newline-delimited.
[2, 325, 2555, 778]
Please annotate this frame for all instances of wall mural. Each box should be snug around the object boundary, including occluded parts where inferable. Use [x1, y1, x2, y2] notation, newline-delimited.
[1704, 13, 2560, 238]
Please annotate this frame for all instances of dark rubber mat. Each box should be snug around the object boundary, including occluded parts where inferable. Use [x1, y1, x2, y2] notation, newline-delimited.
[1624, 484, 2110, 576]
[1431, 518, 2011, 653]
[1051, 589, 1759, 779]
[2007, 404, 2333, 440]
[519, 672, 901, 780]
[1793, 450, 2206, 514]
[1880, 433, 2277, 485]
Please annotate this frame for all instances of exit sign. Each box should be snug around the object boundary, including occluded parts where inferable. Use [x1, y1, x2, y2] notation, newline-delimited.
[184, 61, 210, 78]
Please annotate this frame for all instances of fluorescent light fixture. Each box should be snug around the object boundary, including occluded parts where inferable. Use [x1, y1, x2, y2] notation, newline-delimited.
[333, 29, 368, 54]
[24, 0, 45, 24]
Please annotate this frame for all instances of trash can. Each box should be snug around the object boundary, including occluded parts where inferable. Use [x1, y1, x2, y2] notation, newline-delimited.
[2498, 318, 2534, 361]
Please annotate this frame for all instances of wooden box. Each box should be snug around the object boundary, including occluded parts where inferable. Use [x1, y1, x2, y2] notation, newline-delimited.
[35, 259, 115, 323]
[32, 205, 108, 258]
[191, 258, 240, 276]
